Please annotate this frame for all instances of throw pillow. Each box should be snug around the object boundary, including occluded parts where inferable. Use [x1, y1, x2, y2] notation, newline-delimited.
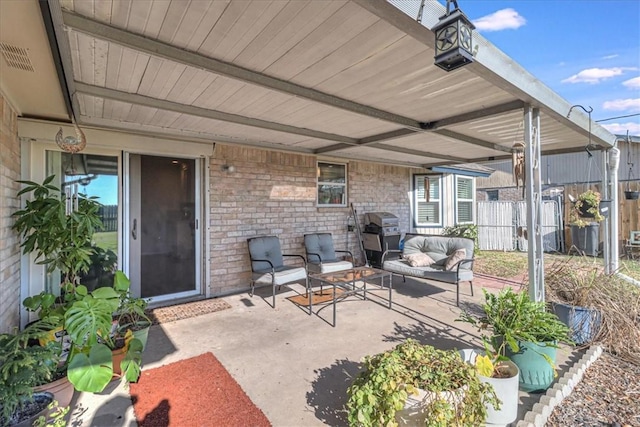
[444, 248, 466, 271]
[403, 252, 435, 267]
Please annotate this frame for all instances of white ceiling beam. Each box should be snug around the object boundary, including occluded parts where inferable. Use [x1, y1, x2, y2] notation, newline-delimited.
[75, 82, 359, 145]
[61, 10, 425, 131]
[434, 129, 513, 153]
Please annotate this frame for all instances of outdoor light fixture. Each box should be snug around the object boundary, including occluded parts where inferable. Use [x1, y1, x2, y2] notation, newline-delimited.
[432, 0, 475, 72]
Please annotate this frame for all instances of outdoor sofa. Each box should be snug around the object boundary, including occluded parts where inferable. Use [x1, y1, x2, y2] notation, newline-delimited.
[381, 233, 475, 306]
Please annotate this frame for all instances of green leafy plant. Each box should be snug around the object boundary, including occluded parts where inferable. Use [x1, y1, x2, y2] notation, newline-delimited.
[0, 320, 60, 424]
[33, 400, 69, 427]
[569, 189, 604, 227]
[442, 224, 478, 253]
[12, 175, 103, 287]
[64, 273, 146, 393]
[458, 288, 572, 373]
[346, 339, 498, 427]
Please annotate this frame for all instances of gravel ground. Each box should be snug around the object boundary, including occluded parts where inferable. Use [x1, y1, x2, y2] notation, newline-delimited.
[547, 351, 640, 427]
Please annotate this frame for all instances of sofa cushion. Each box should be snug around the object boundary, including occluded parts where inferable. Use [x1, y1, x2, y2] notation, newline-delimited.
[445, 248, 466, 271]
[403, 252, 435, 267]
[382, 259, 473, 283]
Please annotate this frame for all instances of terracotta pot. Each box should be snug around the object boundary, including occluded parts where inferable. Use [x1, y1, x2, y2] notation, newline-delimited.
[111, 347, 127, 378]
[35, 375, 75, 409]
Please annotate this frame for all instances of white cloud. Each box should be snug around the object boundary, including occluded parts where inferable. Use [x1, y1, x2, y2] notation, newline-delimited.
[602, 54, 619, 60]
[623, 76, 640, 89]
[472, 8, 526, 32]
[602, 98, 640, 112]
[601, 122, 640, 136]
[562, 68, 625, 84]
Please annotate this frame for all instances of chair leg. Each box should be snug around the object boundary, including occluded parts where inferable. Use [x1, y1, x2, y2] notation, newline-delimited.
[250, 280, 255, 297]
[456, 281, 460, 307]
[469, 280, 474, 297]
[402, 275, 406, 283]
[272, 276, 277, 309]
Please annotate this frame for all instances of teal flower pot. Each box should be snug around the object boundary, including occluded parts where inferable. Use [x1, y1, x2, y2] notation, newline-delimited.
[505, 340, 557, 393]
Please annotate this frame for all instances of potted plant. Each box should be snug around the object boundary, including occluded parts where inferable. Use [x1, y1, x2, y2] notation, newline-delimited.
[459, 287, 572, 393]
[545, 261, 604, 346]
[12, 176, 146, 393]
[457, 321, 521, 425]
[64, 274, 146, 393]
[0, 320, 61, 426]
[12, 175, 103, 289]
[569, 189, 604, 256]
[112, 271, 152, 351]
[346, 339, 498, 427]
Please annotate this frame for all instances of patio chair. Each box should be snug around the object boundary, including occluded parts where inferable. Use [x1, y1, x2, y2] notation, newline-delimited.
[247, 236, 308, 309]
[304, 233, 354, 274]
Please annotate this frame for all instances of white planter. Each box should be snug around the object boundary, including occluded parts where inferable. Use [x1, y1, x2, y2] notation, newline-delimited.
[459, 349, 519, 427]
[395, 386, 466, 426]
[480, 360, 519, 426]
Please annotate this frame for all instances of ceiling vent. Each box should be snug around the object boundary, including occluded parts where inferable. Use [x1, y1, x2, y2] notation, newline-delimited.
[0, 43, 34, 72]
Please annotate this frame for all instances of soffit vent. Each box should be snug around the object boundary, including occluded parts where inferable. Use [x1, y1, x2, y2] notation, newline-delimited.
[0, 43, 34, 72]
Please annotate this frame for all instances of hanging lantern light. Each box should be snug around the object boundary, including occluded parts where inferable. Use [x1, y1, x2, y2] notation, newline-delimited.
[432, 0, 476, 72]
[56, 119, 87, 153]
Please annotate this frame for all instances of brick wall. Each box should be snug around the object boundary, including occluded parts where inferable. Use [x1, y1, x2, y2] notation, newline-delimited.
[0, 94, 21, 332]
[208, 145, 410, 296]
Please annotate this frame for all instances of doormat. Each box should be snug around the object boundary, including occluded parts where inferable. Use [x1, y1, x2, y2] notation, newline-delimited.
[287, 288, 346, 306]
[130, 353, 271, 427]
[145, 298, 232, 325]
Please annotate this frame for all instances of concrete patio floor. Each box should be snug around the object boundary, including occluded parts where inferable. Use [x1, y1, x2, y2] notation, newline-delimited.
[69, 275, 581, 426]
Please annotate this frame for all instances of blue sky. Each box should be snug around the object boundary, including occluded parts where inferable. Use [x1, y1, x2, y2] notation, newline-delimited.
[438, 0, 640, 136]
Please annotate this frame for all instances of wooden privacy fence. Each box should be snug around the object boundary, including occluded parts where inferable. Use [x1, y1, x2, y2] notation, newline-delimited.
[563, 183, 640, 248]
[99, 205, 118, 232]
[477, 200, 563, 252]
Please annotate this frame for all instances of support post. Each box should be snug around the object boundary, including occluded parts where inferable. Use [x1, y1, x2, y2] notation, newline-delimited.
[602, 150, 610, 273]
[608, 147, 620, 272]
[525, 106, 544, 302]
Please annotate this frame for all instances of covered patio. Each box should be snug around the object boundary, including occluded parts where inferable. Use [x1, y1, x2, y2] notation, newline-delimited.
[72, 276, 581, 426]
[1, 0, 618, 319]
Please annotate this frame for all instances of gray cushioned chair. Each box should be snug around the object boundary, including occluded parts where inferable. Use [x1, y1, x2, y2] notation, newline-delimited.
[304, 233, 354, 274]
[247, 236, 308, 309]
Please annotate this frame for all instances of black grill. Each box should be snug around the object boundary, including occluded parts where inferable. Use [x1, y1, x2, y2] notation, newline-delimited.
[362, 212, 401, 268]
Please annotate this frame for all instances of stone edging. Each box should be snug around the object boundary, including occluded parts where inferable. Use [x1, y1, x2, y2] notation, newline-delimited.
[515, 345, 604, 427]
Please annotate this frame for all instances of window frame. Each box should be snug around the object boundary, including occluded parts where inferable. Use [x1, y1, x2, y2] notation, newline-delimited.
[455, 175, 475, 224]
[316, 161, 347, 207]
[413, 174, 443, 227]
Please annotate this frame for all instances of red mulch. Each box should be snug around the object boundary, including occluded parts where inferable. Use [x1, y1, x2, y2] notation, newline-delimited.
[130, 353, 271, 427]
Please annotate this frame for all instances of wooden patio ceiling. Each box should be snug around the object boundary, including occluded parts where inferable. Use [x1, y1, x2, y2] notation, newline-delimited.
[44, 0, 615, 168]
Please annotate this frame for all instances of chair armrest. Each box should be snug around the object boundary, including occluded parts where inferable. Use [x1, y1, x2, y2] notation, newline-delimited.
[305, 251, 323, 263]
[335, 250, 354, 261]
[454, 258, 475, 274]
[250, 258, 275, 271]
[283, 253, 307, 267]
[381, 249, 402, 263]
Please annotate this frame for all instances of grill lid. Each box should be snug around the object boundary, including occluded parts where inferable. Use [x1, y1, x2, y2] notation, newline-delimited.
[364, 212, 398, 227]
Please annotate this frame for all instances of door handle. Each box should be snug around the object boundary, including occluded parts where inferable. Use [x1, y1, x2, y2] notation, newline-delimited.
[132, 218, 137, 240]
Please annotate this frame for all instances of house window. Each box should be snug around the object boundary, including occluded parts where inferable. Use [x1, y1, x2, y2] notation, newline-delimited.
[317, 162, 346, 206]
[414, 175, 442, 226]
[487, 190, 498, 201]
[456, 176, 475, 223]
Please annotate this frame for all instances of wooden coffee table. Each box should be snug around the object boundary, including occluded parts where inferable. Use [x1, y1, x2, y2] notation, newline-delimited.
[308, 266, 392, 326]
